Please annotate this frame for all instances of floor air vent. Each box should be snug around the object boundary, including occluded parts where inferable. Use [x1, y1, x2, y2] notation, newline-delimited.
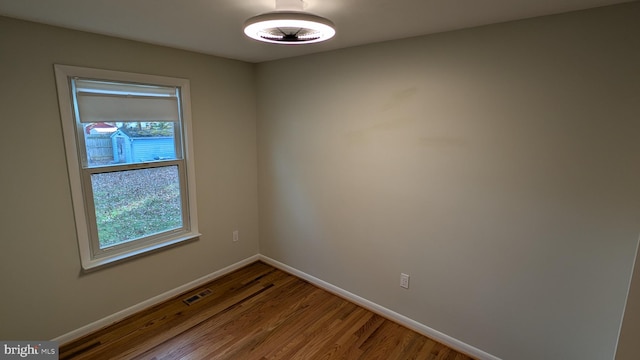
[183, 288, 213, 305]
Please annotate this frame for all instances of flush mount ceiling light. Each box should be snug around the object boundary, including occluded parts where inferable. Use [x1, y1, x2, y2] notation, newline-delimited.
[243, 0, 335, 45]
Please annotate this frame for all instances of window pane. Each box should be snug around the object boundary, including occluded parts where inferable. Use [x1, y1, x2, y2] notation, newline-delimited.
[91, 166, 183, 249]
[83, 122, 178, 167]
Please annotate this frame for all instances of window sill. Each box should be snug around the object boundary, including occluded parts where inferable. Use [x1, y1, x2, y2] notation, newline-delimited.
[80, 232, 201, 272]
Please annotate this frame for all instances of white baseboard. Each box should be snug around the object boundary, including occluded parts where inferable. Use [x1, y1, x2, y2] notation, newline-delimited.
[53, 253, 499, 360]
[258, 254, 501, 360]
[52, 254, 260, 344]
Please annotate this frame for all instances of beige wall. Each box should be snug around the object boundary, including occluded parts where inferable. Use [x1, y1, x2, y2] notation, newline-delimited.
[2, 3, 640, 359]
[256, 3, 640, 360]
[0, 17, 259, 339]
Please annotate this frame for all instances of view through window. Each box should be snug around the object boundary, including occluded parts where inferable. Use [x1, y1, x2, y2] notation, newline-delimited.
[55, 65, 199, 269]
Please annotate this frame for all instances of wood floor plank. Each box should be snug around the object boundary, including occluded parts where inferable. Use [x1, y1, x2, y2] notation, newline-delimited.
[358, 321, 407, 360]
[227, 290, 345, 360]
[306, 307, 372, 360]
[199, 287, 332, 359]
[136, 272, 313, 360]
[418, 339, 441, 360]
[60, 263, 274, 359]
[60, 261, 475, 360]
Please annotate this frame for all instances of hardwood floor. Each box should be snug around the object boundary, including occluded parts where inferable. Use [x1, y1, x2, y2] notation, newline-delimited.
[60, 261, 474, 360]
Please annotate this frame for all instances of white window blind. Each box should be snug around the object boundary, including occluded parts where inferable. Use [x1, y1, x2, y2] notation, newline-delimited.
[73, 79, 180, 123]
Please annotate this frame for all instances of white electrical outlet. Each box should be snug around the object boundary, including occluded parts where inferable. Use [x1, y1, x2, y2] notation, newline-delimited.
[400, 273, 410, 289]
[233, 230, 239, 242]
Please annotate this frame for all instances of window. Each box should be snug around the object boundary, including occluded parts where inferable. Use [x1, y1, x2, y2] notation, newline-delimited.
[54, 65, 199, 270]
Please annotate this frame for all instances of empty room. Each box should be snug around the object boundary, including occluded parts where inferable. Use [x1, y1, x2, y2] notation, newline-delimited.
[1, 1, 639, 359]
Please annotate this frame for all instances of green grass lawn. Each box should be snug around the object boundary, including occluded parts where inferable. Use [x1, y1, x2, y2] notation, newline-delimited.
[91, 166, 183, 248]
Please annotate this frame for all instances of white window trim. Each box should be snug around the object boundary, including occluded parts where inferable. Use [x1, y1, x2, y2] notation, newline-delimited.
[54, 64, 200, 271]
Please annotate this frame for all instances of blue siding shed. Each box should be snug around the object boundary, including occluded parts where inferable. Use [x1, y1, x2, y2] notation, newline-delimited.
[111, 130, 176, 163]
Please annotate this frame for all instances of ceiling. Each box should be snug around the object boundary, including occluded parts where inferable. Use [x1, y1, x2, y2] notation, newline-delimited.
[0, 0, 632, 63]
